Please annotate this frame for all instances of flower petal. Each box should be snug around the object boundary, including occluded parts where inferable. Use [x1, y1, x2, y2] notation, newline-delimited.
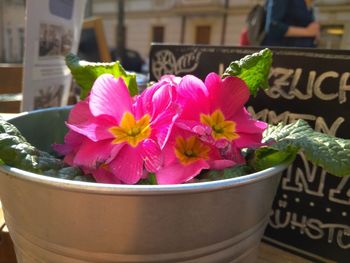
[177, 75, 209, 119]
[73, 139, 122, 169]
[135, 76, 177, 119]
[178, 75, 208, 101]
[68, 99, 92, 125]
[204, 72, 222, 105]
[206, 74, 249, 119]
[139, 139, 162, 172]
[67, 116, 115, 142]
[207, 159, 235, 170]
[151, 82, 177, 119]
[90, 74, 133, 121]
[52, 130, 84, 156]
[156, 160, 209, 184]
[92, 167, 123, 184]
[234, 133, 265, 149]
[151, 102, 180, 149]
[234, 108, 268, 133]
[109, 145, 144, 184]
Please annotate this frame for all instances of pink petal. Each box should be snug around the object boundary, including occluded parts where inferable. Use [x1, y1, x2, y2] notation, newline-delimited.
[52, 143, 72, 156]
[109, 145, 144, 184]
[139, 139, 162, 172]
[234, 108, 268, 133]
[67, 116, 115, 142]
[92, 167, 123, 184]
[176, 120, 205, 134]
[52, 130, 84, 156]
[215, 142, 245, 163]
[207, 159, 235, 170]
[68, 100, 92, 125]
[150, 83, 177, 120]
[204, 72, 222, 104]
[64, 130, 84, 146]
[160, 75, 181, 85]
[177, 75, 210, 119]
[156, 160, 209, 184]
[73, 139, 123, 169]
[234, 133, 264, 149]
[151, 103, 180, 149]
[206, 74, 249, 119]
[159, 137, 177, 166]
[178, 75, 208, 101]
[134, 77, 177, 118]
[90, 75, 133, 121]
[63, 153, 75, 166]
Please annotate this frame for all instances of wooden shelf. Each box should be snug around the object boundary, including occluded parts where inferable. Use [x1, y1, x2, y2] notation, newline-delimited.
[257, 242, 311, 263]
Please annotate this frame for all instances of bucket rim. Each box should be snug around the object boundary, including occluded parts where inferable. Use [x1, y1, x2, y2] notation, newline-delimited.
[0, 163, 287, 195]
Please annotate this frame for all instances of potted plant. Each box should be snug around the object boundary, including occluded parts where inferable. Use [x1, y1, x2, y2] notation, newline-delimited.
[0, 49, 349, 263]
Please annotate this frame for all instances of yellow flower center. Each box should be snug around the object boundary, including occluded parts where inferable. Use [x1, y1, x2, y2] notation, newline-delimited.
[200, 109, 239, 141]
[175, 136, 210, 165]
[109, 112, 151, 147]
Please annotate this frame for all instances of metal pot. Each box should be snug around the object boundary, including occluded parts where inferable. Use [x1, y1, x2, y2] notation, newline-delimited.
[0, 107, 286, 263]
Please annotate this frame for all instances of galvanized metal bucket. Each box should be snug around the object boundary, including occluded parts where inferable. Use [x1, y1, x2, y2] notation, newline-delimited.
[0, 107, 286, 263]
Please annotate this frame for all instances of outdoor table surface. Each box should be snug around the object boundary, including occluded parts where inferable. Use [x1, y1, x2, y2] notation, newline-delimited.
[0, 112, 311, 262]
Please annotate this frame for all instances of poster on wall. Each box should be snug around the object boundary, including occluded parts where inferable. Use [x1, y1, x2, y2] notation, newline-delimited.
[22, 0, 86, 111]
[150, 44, 350, 263]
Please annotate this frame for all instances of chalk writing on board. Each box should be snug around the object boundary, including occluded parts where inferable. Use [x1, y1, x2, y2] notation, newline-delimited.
[281, 154, 349, 203]
[151, 49, 202, 80]
[267, 67, 350, 103]
[329, 177, 350, 205]
[247, 107, 345, 137]
[269, 209, 350, 249]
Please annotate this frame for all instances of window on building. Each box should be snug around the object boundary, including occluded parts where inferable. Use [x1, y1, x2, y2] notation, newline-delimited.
[152, 26, 165, 43]
[18, 28, 24, 60]
[195, 25, 211, 44]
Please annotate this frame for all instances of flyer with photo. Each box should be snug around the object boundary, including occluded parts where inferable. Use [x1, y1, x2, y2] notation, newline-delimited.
[22, 0, 86, 111]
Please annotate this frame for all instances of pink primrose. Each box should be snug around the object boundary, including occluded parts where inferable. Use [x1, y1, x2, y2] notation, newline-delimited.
[57, 74, 179, 184]
[175, 72, 267, 159]
[155, 127, 235, 184]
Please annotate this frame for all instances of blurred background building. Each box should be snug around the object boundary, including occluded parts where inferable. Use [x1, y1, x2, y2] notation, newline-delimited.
[1, 0, 350, 67]
[0, 0, 25, 63]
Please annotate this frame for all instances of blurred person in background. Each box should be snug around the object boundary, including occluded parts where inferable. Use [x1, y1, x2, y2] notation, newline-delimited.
[262, 0, 320, 48]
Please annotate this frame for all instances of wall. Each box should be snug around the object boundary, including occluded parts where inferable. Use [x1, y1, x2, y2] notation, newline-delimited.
[1, 0, 25, 63]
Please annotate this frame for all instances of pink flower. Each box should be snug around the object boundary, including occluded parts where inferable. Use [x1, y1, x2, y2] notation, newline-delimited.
[53, 100, 91, 166]
[175, 73, 267, 159]
[57, 74, 179, 184]
[55, 71, 266, 185]
[156, 128, 235, 184]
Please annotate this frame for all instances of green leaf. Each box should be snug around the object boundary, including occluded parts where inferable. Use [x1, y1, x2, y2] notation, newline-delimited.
[248, 146, 297, 171]
[148, 173, 158, 185]
[222, 48, 272, 96]
[0, 117, 27, 141]
[37, 150, 65, 171]
[137, 173, 158, 185]
[261, 120, 350, 176]
[0, 133, 39, 173]
[65, 53, 138, 99]
[0, 118, 94, 182]
[198, 165, 253, 181]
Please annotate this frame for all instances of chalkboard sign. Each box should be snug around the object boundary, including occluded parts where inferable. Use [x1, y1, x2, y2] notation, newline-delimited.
[150, 44, 350, 262]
